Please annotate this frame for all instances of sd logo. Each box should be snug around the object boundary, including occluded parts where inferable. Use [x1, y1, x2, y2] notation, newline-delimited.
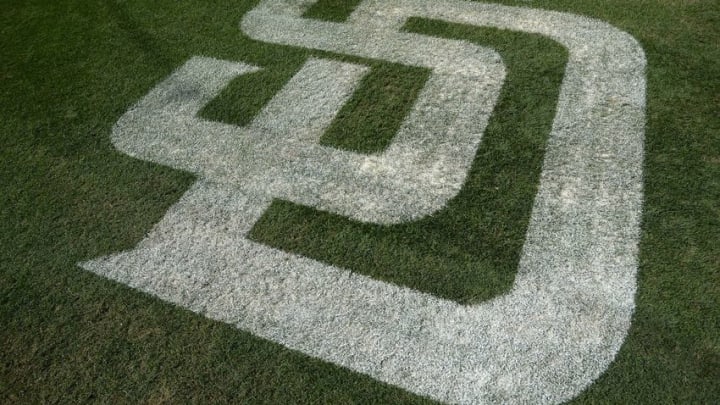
[82, 0, 646, 403]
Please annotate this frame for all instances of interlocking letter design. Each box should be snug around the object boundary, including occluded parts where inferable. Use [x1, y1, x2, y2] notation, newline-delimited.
[82, 1, 646, 403]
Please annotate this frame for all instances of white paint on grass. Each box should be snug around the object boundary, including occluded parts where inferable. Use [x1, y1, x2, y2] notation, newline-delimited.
[81, 1, 646, 403]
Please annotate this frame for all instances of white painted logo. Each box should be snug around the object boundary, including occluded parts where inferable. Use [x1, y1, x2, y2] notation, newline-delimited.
[81, 1, 646, 403]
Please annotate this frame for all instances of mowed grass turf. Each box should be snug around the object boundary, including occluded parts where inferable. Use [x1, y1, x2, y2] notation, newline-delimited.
[1, 0, 718, 403]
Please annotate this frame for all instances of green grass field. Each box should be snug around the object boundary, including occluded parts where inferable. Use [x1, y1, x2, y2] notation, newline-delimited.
[1, 0, 718, 403]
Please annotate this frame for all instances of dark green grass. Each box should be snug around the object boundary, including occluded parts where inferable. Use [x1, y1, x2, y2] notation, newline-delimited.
[1, 0, 718, 403]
